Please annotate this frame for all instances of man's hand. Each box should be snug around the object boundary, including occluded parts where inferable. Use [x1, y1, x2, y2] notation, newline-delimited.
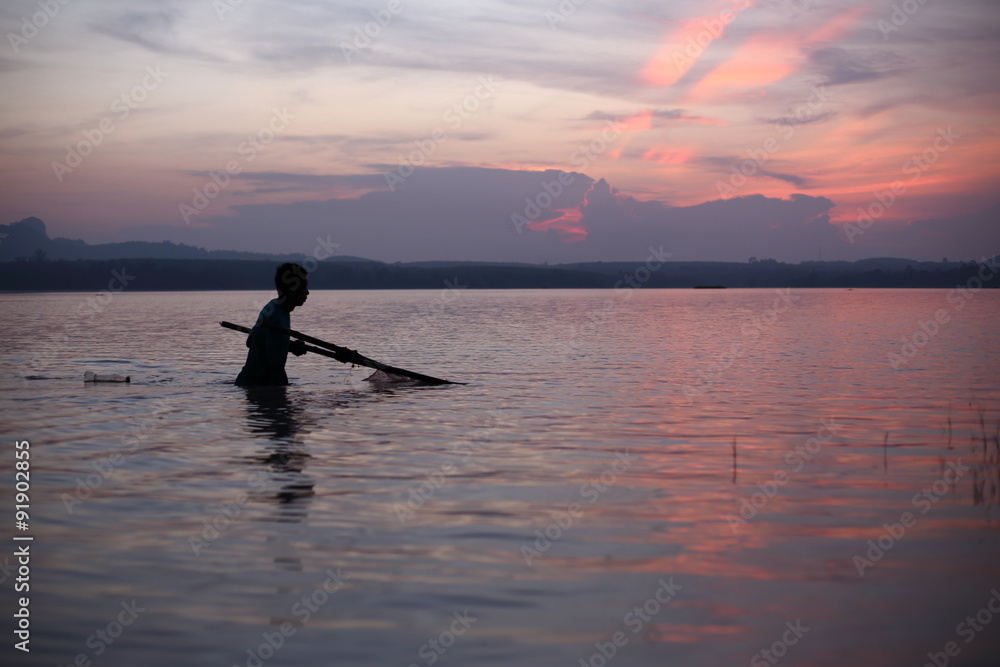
[290, 340, 307, 356]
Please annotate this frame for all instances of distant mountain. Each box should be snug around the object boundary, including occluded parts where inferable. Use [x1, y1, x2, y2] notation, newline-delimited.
[0, 217, 378, 263]
[1, 255, 996, 292]
[2, 217, 996, 292]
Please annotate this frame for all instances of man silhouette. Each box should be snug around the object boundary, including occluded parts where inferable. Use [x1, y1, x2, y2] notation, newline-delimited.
[235, 263, 310, 386]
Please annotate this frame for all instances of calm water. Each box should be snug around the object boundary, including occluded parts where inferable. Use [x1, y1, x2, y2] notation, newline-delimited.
[2, 288, 999, 667]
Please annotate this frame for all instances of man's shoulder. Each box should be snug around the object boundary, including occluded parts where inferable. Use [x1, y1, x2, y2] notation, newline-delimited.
[258, 299, 290, 326]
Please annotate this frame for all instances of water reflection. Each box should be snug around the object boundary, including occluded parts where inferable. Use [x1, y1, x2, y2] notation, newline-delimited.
[971, 414, 1000, 506]
[8, 290, 999, 667]
[244, 385, 312, 442]
[243, 386, 316, 522]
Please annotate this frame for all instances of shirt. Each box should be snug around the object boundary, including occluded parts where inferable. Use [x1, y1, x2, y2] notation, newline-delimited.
[234, 299, 292, 386]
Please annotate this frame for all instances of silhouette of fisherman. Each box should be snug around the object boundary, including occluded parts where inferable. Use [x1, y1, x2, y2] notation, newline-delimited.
[235, 263, 310, 386]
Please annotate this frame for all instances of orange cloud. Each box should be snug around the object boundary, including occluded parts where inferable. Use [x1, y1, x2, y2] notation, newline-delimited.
[685, 115, 728, 126]
[642, 146, 693, 165]
[607, 135, 632, 161]
[527, 206, 587, 241]
[681, 4, 869, 103]
[640, 1, 754, 87]
[648, 623, 745, 644]
[620, 109, 654, 132]
[685, 33, 797, 103]
[524, 179, 638, 242]
[805, 3, 871, 45]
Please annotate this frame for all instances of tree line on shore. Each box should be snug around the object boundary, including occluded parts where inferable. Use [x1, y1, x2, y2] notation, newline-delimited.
[1, 256, 996, 291]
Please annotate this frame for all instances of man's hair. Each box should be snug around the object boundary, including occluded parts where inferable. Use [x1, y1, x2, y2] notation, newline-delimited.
[275, 262, 308, 295]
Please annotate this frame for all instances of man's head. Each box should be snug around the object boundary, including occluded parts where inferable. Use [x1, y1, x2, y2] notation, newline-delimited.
[275, 263, 309, 311]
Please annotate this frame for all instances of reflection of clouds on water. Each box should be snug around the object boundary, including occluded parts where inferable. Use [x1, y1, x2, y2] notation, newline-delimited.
[970, 411, 1000, 507]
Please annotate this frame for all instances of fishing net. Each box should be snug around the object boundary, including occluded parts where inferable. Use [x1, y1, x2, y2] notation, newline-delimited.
[364, 369, 423, 385]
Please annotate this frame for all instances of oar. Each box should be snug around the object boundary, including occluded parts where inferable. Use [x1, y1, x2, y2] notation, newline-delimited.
[220, 321, 462, 385]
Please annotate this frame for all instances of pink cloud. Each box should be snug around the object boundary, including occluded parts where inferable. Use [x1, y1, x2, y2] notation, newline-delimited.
[641, 146, 693, 165]
[639, 1, 754, 87]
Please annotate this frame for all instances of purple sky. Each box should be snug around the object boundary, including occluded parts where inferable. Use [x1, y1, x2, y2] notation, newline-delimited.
[1, 0, 998, 262]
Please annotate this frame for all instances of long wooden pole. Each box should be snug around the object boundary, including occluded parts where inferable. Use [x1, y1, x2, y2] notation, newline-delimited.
[220, 321, 462, 386]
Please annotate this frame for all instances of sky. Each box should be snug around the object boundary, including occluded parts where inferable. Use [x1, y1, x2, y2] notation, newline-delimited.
[1, 0, 998, 263]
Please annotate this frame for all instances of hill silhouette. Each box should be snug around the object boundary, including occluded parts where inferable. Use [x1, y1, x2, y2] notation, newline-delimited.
[0, 217, 995, 291]
[0, 217, 373, 263]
